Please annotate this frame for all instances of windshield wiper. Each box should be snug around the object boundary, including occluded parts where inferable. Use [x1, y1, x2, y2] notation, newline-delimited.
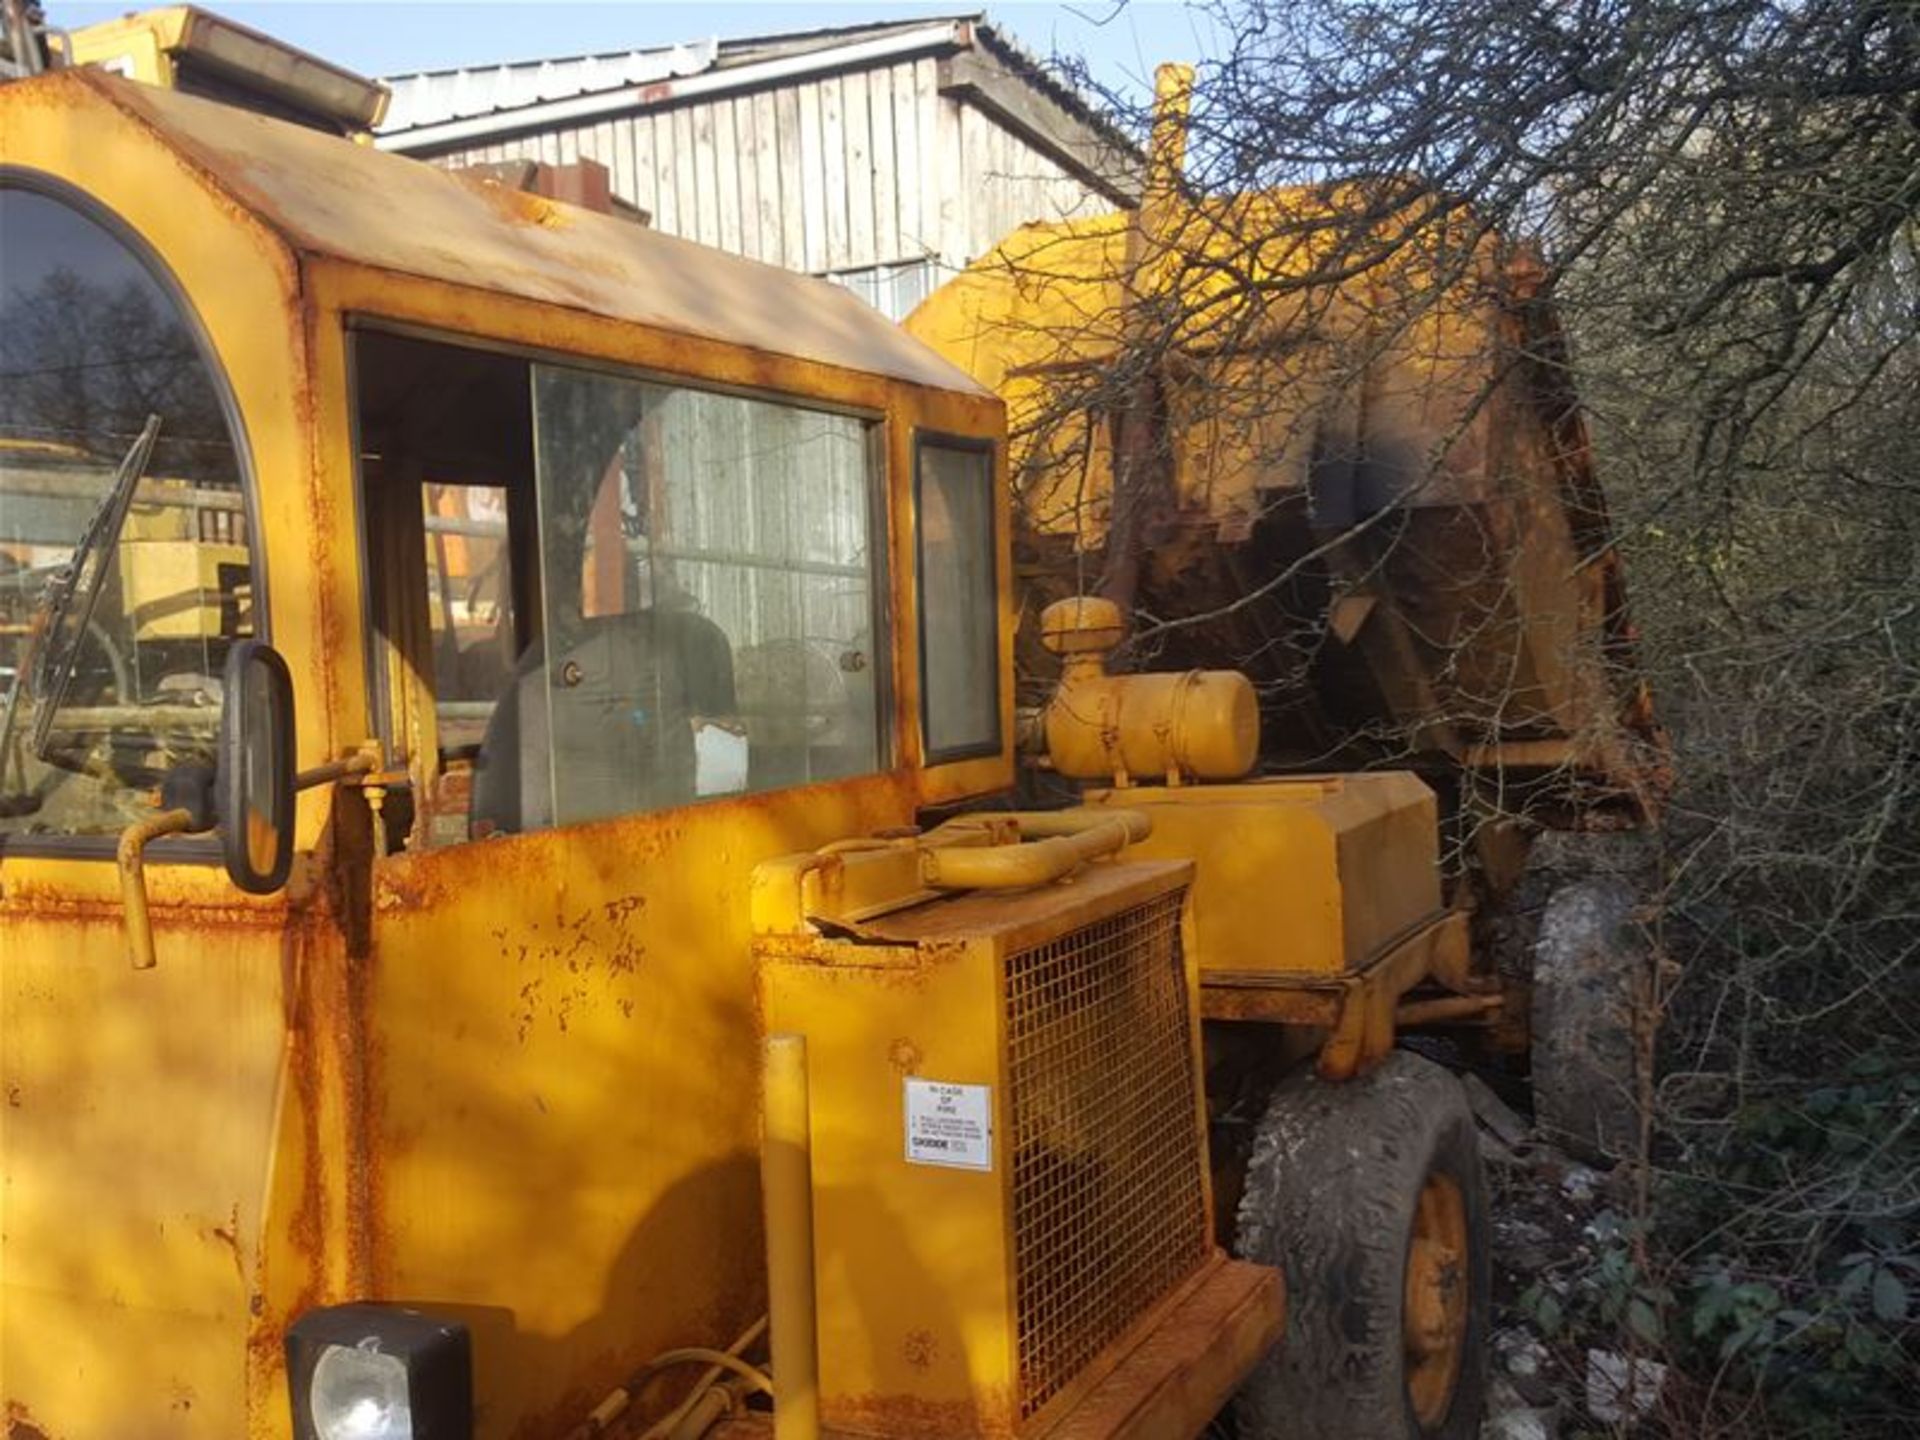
[0, 414, 162, 773]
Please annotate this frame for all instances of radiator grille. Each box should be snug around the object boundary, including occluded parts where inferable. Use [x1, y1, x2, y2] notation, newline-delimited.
[1005, 888, 1209, 1421]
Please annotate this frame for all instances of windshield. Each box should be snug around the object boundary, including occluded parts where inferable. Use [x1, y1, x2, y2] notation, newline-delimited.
[0, 186, 253, 840]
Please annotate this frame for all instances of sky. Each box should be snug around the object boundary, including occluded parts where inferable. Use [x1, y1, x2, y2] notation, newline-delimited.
[44, 1, 1228, 102]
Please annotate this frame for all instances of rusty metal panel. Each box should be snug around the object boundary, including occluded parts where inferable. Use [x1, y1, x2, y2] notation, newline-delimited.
[365, 772, 926, 1437]
[0, 866, 299, 1439]
[70, 69, 985, 395]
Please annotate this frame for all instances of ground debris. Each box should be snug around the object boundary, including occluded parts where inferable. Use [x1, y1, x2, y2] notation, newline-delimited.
[1585, 1350, 1667, 1423]
[1481, 1375, 1557, 1440]
[1465, 1072, 1533, 1148]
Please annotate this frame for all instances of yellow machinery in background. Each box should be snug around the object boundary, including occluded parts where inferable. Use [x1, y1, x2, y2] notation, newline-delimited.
[904, 67, 1666, 820]
[906, 63, 1664, 1192]
[1040, 595, 1492, 1078]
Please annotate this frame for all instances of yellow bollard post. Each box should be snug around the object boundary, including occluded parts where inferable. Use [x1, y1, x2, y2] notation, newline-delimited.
[762, 1032, 821, 1440]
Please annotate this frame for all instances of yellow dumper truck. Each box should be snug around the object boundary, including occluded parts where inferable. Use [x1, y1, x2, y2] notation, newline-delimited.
[907, 68, 1670, 1165]
[2, 17, 1489, 1440]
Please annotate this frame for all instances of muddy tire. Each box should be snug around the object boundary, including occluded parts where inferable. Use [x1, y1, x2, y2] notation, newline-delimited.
[1231, 1051, 1490, 1440]
[1488, 829, 1657, 1163]
[1531, 873, 1648, 1163]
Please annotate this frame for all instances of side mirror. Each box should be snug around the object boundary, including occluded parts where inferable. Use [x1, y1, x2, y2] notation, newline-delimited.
[219, 639, 296, 894]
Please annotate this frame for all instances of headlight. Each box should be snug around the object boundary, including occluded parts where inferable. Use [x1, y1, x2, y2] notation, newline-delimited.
[286, 1303, 471, 1440]
[311, 1342, 411, 1439]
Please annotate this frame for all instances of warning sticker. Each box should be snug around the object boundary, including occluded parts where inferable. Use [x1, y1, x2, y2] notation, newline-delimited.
[904, 1079, 993, 1172]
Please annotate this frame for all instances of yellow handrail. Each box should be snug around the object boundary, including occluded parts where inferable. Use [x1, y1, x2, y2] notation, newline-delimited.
[763, 1033, 821, 1440]
[919, 809, 1149, 891]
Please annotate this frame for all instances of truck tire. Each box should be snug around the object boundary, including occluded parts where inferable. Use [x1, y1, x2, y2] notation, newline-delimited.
[1231, 1050, 1490, 1440]
[1531, 875, 1646, 1163]
[1487, 829, 1656, 1163]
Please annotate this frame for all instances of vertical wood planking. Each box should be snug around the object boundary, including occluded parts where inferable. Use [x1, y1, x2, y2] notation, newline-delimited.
[959, 106, 988, 258]
[631, 116, 657, 226]
[754, 89, 784, 265]
[843, 70, 875, 269]
[687, 105, 707, 242]
[915, 58, 942, 268]
[776, 86, 806, 268]
[890, 61, 922, 257]
[595, 119, 623, 200]
[692, 101, 720, 247]
[654, 111, 681, 235]
[987, 112, 1012, 253]
[934, 72, 966, 270]
[820, 75, 849, 271]
[714, 98, 743, 254]
[797, 82, 826, 271]
[732, 95, 760, 260]
[868, 66, 899, 262]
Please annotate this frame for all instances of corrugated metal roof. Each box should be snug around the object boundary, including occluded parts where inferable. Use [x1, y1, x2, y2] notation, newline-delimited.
[381, 38, 718, 133]
[374, 12, 1137, 169]
[379, 16, 975, 136]
[29, 69, 989, 396]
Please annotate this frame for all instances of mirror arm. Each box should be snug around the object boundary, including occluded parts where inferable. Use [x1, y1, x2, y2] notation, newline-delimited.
[121, 745, 383, 972]
[295, 751, 378, 792]
[118, 807, 201, 971]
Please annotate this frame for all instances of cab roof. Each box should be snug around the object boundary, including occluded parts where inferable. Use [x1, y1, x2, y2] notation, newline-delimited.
[9, 69, 987, 396]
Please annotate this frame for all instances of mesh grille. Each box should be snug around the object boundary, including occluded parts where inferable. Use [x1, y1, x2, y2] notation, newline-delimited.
[1005, 889, 1210, 1421]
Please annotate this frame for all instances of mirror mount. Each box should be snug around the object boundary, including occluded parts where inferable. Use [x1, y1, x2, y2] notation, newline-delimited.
[117, 806, 203, 971]
[116, 640, 297, 970]
[117, 643, 386, 970]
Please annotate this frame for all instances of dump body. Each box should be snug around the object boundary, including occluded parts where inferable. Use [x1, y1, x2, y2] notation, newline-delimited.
[905, 188, 1664, 815]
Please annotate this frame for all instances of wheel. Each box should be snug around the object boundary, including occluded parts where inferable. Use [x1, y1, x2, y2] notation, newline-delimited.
[1487, 829, 1655, 1163]
[1531, 872, 1647, 1162]
[1232, 1050, 1490, 1440]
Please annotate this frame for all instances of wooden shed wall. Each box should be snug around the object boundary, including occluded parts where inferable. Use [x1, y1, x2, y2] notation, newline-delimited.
[432, 57, 1112, 305]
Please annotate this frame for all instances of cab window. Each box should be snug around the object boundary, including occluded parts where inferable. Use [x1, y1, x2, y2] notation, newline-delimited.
[0, 184, 253, 842]
[353, 332, 884, 843]
[915, 437, 998, 761]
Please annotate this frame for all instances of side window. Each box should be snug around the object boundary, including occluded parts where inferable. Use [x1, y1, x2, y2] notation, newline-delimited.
[469, 364, 882, 833]
[915, 438, 999, 761]
[0, 185, 252, 841]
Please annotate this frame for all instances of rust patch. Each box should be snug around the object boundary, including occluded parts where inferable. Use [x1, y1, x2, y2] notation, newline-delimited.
[5, 1400, 53, 1440]
[886, 1038, 923, 1076]
[902, 1328, 939, 1370]
[821, 1387, 1014, 1439]
[0, 879, 295, 931]
[208, 1201, 246, 1289]
[298, 334, 345, 750]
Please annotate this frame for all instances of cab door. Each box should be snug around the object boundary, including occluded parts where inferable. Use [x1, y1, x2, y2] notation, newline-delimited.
[347, 330, 913, 1435]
